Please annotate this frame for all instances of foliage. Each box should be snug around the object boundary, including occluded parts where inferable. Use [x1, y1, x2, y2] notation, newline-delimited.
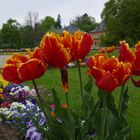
[41, 16, 57, 32]
[101, 0, 140, 46]
[0, 13, 99, 49]
[73, 13, 98, 32]
[0, 19, 21, 49]
[0, 78, 49, 139]
[56, 14, 62, 29]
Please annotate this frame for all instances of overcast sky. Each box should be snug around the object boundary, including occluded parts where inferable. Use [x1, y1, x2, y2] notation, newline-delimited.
[0, 0, 107, 27]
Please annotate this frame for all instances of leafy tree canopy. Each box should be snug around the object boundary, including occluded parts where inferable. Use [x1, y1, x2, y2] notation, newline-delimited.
[101, 0, 140, 46]
[73, 13, 98, 32]
[0, 19, 21, 49]
[41, 16, 57, 32]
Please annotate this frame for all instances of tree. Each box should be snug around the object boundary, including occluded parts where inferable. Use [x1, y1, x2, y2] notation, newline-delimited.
[56, 14, 62, 29]
[25, 11, 39, 29]
[0, 19, 21, 49]
[101, 0, 140, 46]
[20, 25, 35, 48]
[73, 13, 98, 32]
[21, 11, 42, 48]
[41, 16, 57, 32]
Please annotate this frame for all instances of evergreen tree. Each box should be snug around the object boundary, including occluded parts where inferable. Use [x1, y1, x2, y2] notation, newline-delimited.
[56, 14, 62, 29]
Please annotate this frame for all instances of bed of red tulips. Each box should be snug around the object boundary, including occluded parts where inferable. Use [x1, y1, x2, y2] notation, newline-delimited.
[1, 30, 140, 140]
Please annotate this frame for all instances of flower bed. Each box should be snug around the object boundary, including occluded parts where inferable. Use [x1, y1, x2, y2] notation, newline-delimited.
[0, 31, 140, 140]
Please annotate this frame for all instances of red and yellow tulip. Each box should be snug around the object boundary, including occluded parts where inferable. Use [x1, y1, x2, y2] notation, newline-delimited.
[2, 47, 46, 84]
[131, 42, 140, 76]
[40, 30, 94, 67]
[40, 31, 71, 68]
[71, 30, 94, 60]
[87, 54, 131, 92]
[106, 45, 115, 53]
[118, 41, 140, 86]
[99, 48, 105, 53]
[130, 42, 140, 86]
[119, 42, 135, 64]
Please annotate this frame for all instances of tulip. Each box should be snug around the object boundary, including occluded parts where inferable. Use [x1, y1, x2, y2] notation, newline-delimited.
[71, 30, 94, 60]
[2, 47, 46, 84]
[40, 31, 71, 68]
[130, 42, 140, 86]
[106, 46, 115, 53]
[118, 41, 140, 87]
[87, 54, 131, 92]
[99, 48, 105, 53]
[119, 42, 135, 64]
[131, 42, 140, 76]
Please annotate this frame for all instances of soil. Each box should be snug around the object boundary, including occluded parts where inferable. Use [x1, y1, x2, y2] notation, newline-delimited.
[0, 122, 22, 140]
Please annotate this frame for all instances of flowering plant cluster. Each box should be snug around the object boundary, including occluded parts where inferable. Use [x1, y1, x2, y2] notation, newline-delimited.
[1, 29, 140, 140]
[0, 78, 52, 139]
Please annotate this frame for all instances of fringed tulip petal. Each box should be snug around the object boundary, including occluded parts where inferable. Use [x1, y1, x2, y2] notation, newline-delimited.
[62, 31, 73, 50]
[6, 53, 28, 65]
[113, 62, 131, 85]
[40, 32, 70, 68]
[2, 64, 22, 84]
[71, 31, 94, 60]
[78, 33, 94, 59]
[2, 47, 46, 84]
[119, 42, 135, 64]
[102, 57, 118, 73]
[18, 59, 46, 82]
[96, 72, 118, 93]
[132, 50, 140, 76]
[135, 41, 140, 51]
[87, 53, 131, 92]
[87, 67, 104, 81]
[86, 57, 96, 69]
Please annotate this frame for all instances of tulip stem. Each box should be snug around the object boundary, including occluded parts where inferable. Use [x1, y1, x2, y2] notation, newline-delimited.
[65, 93, 75, 140]
[32, 80, 49, 122]
[65, 93, 69, 107]
[77, 60, 86, 119]
[118, 84, 125, 117]
[100, 92, 107, 140]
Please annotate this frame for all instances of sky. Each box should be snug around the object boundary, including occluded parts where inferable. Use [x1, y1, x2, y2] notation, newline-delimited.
[0, 0, 107, 27]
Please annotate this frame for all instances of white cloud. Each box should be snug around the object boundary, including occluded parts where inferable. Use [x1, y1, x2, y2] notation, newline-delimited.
[0, 0, 106, 27]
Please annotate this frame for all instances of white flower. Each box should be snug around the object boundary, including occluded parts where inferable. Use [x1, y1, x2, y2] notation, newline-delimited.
[0, 108, 10, 118]
[10, 102, 26, 110]
[30, 89, 36, 96]
[23, 86, 30, 91]
[9, 92, 15, 95]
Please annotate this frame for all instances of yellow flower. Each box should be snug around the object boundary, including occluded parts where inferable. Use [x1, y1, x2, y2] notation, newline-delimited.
[0, 88, 3, 93]
[0, 93, 4, 100]
[0, 75, 9, 91]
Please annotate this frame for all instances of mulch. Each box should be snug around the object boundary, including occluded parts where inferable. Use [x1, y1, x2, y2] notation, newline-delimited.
[0, 122, 23, 140]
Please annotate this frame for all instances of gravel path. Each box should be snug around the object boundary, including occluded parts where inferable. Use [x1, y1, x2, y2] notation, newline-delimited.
[0, 55, 11, 68]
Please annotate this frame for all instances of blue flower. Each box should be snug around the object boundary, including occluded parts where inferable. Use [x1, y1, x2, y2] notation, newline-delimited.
[26, 126, 42, 140]
[26, 126, 37, 138]
[30, 131, 42, 140]
[39, 118, 46, 126]
[26, 120, 34, 128]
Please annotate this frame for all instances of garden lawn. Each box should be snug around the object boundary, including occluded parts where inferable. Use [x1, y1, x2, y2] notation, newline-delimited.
[26, 66, 140, 140]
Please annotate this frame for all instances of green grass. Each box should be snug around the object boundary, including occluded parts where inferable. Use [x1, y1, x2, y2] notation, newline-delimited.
[26, 66, 140, 140]
[88, 48, 119, 57]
